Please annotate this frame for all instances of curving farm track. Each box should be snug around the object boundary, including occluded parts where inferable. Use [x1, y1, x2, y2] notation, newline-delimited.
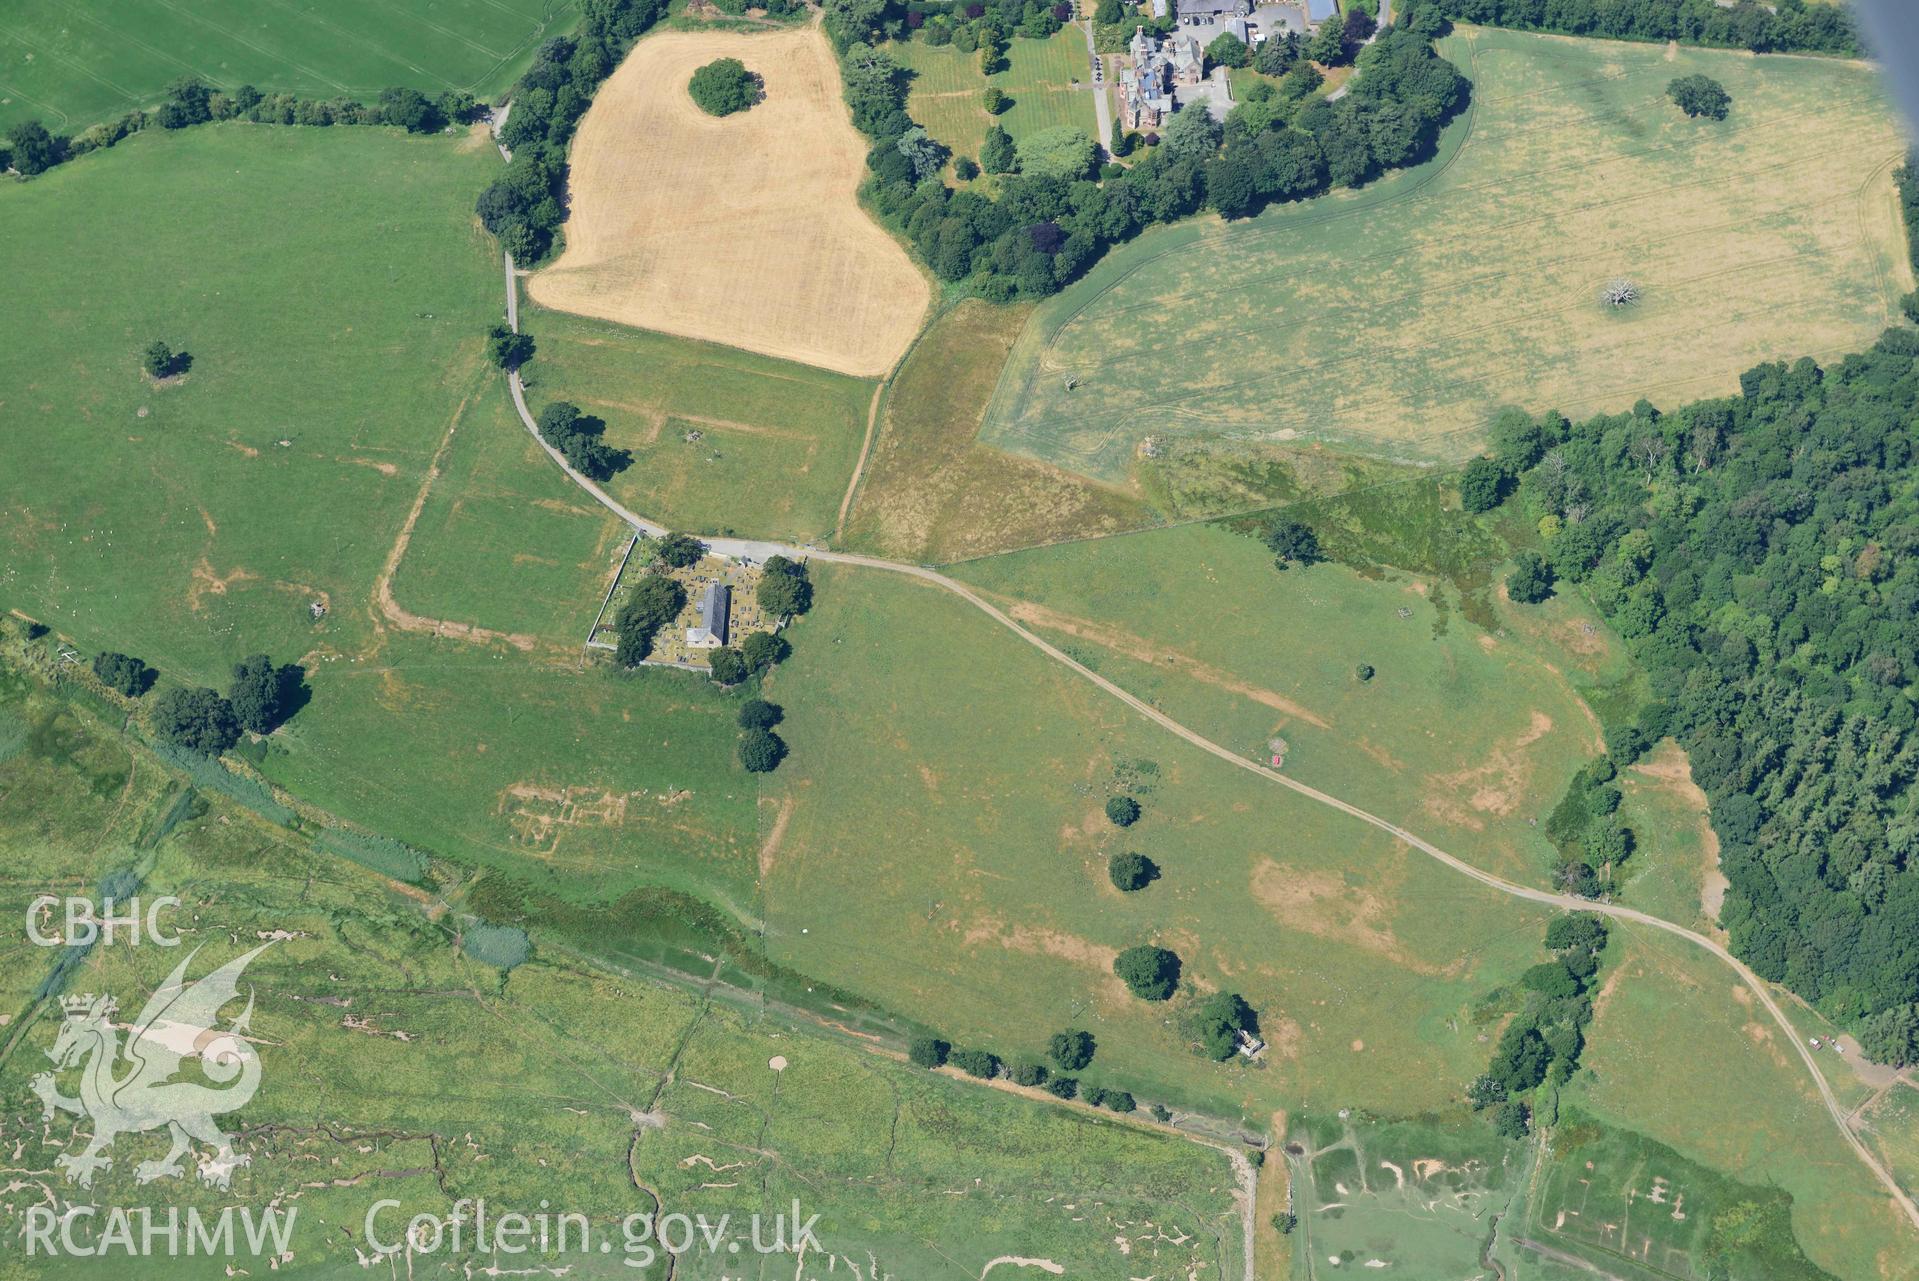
[497, 251, 1919, 1241]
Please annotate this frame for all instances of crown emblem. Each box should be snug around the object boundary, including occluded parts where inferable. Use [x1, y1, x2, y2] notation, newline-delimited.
[59, 994, 114, 1019]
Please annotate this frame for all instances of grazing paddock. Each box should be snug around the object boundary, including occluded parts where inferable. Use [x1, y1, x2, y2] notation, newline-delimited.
[890, 27, 1098, 171]
[0, 667, 1242, 1280]
[982, 26, 1911, 479]
[1613, 740, 1722, 933]
[387, 386, 627, 646]
[760, 564, 1554, 1123]
[0, 124, 501, 685]
[1863, 1085, 1919, 1212]
[952, 521, 1609, 889]
[258, 628, 763, 914]
[1577, 927, 1919, 1281]
[522, 305, 875, 544]
[0, 0, 571, 131]
[528, 26, 931, 377]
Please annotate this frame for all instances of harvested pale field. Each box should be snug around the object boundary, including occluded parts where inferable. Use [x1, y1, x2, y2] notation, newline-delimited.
[529, 26, 931, 377]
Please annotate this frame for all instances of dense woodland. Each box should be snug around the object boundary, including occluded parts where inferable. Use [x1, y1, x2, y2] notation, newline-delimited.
[831, 0, 1467, 298]
[1424, 0, 1859, 56]
[1486, 327, 1919, 1060]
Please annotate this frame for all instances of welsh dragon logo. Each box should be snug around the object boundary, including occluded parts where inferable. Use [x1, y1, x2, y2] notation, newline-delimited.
[31, 944, 270, 1190]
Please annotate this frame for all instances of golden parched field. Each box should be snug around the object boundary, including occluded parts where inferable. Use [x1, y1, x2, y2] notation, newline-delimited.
[528, 26, 930, 378]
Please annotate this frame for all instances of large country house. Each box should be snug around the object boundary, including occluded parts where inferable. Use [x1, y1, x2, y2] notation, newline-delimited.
[1118, 26, 1204, 131]
[1117, 0, 1329, 132]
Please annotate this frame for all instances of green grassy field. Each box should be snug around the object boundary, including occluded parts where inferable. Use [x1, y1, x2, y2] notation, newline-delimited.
[0, 651, 1244, 1279]
[520, 305, 875, 544]
[1613, 740, 1720, 934]
[951, 519, 1614, 889]
[981, 26, 1911, 479]
[889, 28, 1097, 172]
[0, 123, 502, 682]
[1574, 927, 1919, 1281]
[0, 0, 574, 132]
[1865, 1084, 1919, 1208]
[255, 630, 764, 919]
[0, 123, 769, 962]
[759, 563, 1555, 1125]
[389, 383, 629, 646]
[1513, 1108, 1839, 1281]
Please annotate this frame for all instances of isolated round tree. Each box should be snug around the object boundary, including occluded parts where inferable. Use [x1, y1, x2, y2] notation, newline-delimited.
[1105, 795, 1141, 827]
[688, 58, 761, 117]
[143, 340, 175, 378]
[1108, 851, 1160, 891]
[1113, 944, 1181, 1000]
[1193, 991, 1256, 1060]
[1667, 74, 1730, 121]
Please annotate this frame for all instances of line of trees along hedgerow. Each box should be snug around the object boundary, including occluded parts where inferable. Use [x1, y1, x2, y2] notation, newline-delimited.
[3, 77, 480, 180]
[1421, 0, 1859, 57]
[1467, 914, 1610, 1139]
[1468, 300, 1919, 1066]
